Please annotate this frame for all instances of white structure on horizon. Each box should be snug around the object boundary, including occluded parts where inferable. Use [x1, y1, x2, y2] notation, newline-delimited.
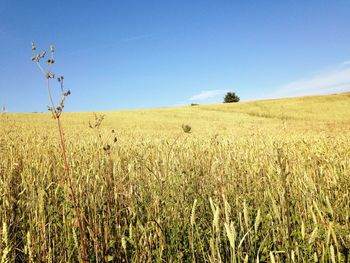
[1, 106, 7, 113]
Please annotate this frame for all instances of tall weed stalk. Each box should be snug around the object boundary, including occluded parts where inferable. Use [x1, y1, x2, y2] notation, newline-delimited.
[31, 42, 88, 261]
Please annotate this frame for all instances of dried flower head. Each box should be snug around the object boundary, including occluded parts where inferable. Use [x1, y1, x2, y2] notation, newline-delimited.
[103, 144, 111, 151]
[39, 50, 46, 58]
[31, 56, 39, 62]
[32, 43, 71, 119]
[45, 71, 55, 79]
[182, 124, 192, 133]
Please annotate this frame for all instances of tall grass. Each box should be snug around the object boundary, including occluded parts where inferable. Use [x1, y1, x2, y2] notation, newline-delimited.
[0, 93, 349, 261]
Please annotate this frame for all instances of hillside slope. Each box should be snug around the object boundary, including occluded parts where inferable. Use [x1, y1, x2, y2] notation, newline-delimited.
[1, 93, 349, 262]
[3, 92, 350, 136]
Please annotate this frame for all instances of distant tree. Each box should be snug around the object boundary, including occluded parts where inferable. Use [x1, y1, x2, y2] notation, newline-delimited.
[223, 92, 240, 103]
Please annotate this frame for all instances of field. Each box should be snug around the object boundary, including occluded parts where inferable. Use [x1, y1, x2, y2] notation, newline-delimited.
[0, 93, 350, 262]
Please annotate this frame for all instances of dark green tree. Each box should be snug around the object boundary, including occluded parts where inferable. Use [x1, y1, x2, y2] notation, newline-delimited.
[223, 92, 240, 103]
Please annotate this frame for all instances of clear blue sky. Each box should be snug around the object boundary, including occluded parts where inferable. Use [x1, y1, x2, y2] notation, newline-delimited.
[1, 0, 350, 112]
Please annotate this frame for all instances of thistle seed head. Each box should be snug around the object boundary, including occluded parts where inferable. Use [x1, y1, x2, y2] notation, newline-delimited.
[45, 71, 55, 79]
[182, 124, 192, 133]
[63, 90, 71, 97]
[31, 54, 40, 62]
[39, 50, 46, 58]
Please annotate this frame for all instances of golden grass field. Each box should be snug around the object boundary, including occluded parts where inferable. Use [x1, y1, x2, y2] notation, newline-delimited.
[0, 92, 349, 262]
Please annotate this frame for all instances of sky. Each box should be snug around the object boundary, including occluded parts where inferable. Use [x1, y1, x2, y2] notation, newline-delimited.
[0, 0, 350, 112]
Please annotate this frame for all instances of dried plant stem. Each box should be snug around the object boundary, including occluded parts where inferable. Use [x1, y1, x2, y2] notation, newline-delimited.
[32, 43, 87, 261]
[47, 78, 56, 111]
[45, 75, 88, 262]
[56, 117, 88, 262]
[35, 61, 46, 75]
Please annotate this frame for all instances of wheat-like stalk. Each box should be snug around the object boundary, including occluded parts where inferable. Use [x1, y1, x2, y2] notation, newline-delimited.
[1, 222, 9, 263]
[254, 209, 261, 233]
[190, 199, 198, 226]
[213, 206, 220, 233]
[308, 227, 318, 244]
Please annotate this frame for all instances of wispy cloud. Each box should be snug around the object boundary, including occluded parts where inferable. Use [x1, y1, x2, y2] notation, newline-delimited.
[344, 60, 350, 65]
[268, 65, 350, 99]
[121, 34, 153, 42]
[66, 33, 153, 55]
[189, 89, 229, 101]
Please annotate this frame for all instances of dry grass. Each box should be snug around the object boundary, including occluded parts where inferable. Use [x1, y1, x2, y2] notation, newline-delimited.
[0, 93, 349, 262]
